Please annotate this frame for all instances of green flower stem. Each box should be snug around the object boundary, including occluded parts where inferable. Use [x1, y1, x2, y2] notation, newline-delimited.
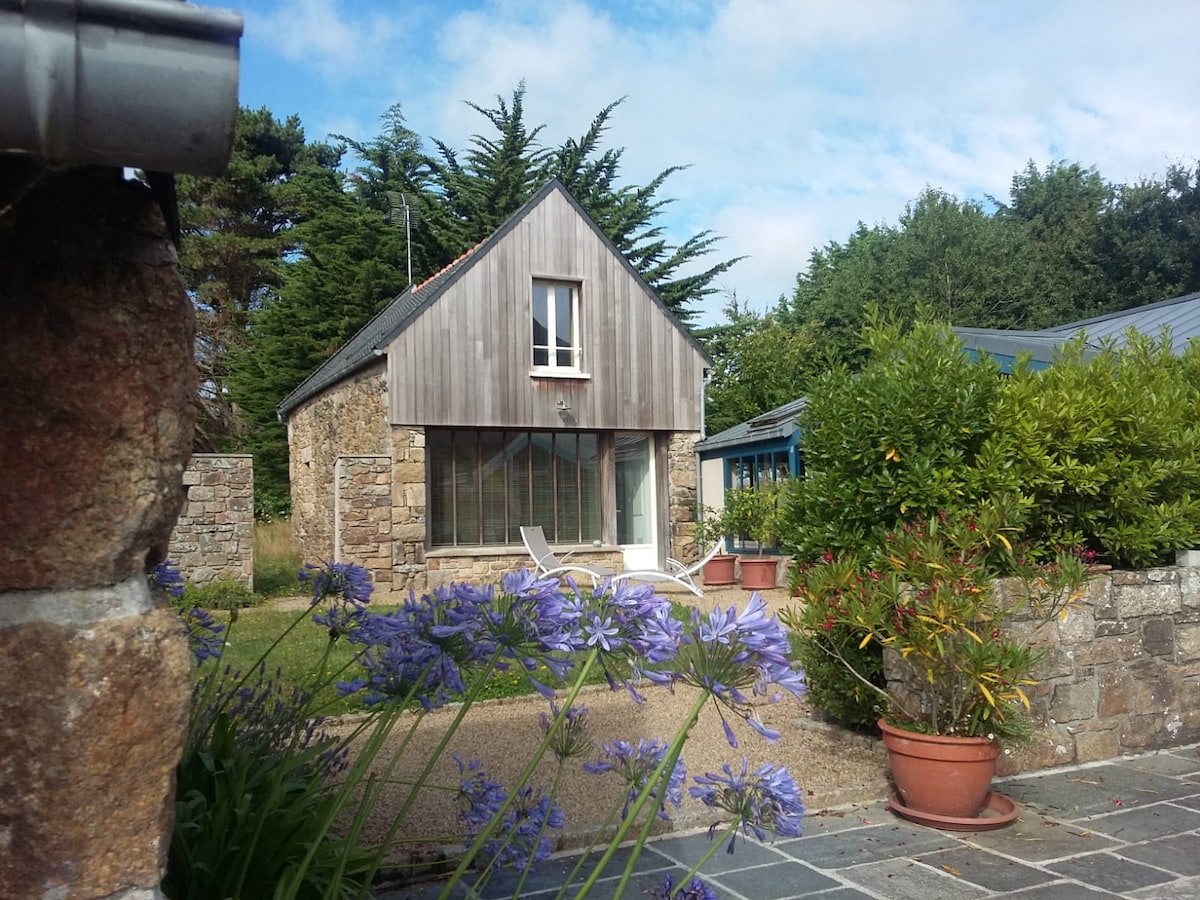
[357, 646, 510, 894]
[219, 602, 320, 715]
[550, 795, 629, 900]
[671, 820, 739, 898]
[440, 649, 600, 900]
[284, 658, 441, 900]
[574, 688, 708, 900]
[508, 758, 568, 898]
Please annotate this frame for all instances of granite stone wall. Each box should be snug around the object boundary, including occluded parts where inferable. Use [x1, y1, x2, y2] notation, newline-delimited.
[289, 362, 390, 563]
[0, 168, 193, 899]
[425, 548, 624, 590]
[336, 455, 393, 588]
[885, 563, 1200, 775]
[169, 454, 253, 588]
[667, 431, 700, 564]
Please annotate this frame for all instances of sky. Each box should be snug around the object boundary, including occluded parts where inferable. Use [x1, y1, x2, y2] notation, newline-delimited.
[209, 0, 1200, 325]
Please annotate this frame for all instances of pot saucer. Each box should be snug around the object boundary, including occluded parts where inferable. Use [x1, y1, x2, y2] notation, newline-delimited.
[887, 790, 1019, 831]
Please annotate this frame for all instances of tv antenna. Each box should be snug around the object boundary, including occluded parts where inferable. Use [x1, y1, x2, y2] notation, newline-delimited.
[387, 191, 420, 289]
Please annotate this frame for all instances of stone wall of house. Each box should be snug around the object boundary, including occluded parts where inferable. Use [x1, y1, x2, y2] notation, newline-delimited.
[885, 564, 1200, 775]
[336, 456, 393, 588]
[289, 362, 390, 563]
[667, 431, 700, 564]
[390, 426, 428, 591]
[169, 454, 254, 588]
[426, 548, 625, 591]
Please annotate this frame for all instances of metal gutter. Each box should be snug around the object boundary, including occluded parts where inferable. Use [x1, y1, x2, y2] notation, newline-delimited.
[0, 0, 243, 174]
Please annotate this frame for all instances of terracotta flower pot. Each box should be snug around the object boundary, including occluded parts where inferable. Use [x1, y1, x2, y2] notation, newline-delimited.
[702, 554, 737, 586]
[879, 718, 1000, 819]
[739, 557, 780, 591]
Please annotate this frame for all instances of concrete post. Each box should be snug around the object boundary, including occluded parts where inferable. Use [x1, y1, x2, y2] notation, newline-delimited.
[0, 164, 194, 899]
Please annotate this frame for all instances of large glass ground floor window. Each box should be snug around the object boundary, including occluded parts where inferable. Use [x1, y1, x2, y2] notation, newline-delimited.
[428, 429, 601, 546]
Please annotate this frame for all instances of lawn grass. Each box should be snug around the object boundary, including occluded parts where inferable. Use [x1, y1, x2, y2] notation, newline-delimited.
[212, 602, 614, 715]
[206, 598, 760, 715]
[254, 519, 304, 598]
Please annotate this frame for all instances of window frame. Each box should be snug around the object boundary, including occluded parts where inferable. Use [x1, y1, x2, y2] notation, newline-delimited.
[721, 445, 798, 555]
[531, 279, 583, 374]
[427, 427, 602, 548]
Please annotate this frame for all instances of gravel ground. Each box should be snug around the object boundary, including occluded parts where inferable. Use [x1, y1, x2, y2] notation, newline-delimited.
[311, 585, 891, 874]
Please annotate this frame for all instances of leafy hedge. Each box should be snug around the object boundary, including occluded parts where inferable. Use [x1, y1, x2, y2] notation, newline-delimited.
[783, 318, 1200, 569]
[780, 315, 1004, 562]
[983, 333, 1200, 567]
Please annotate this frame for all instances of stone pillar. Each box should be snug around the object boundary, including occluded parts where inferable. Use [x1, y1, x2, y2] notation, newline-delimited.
[0, 166, 194, 899]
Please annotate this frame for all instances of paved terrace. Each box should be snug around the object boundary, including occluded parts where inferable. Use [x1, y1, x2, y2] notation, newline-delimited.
[384, 743, 1200, 899]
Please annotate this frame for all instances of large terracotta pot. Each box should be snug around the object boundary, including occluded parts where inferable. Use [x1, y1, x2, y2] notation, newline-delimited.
[702, 554, 737, 586]
[739, 557, 780, 591]
[879, 718, 1000, 819]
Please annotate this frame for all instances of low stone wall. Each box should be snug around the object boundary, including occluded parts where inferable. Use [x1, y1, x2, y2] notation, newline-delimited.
[169, 454, 254, 588]
[424, 548, 624, 592]
[886, 564, 1200, 775]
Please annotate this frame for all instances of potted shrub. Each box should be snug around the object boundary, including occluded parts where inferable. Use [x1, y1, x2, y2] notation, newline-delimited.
[694, 506, 737, 586]
[782, 503, 1086, 829]
[724, 481, 785, 590]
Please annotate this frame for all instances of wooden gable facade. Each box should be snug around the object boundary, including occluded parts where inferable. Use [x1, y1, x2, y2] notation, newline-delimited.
[386, 182, 708, 432]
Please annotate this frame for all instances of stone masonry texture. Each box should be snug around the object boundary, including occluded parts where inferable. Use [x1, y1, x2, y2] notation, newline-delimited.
[0, 597, 190, 898]
[0, 171, 195, 591]
[885, 565, 1200, 776]
[0, 167, 194, 898]
[289, 362, 391, 564]
[337, 456, 393, 585]
[168, 454, 254, 588]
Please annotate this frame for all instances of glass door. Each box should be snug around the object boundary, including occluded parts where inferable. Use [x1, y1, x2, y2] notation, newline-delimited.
[615, 433, 656, 570]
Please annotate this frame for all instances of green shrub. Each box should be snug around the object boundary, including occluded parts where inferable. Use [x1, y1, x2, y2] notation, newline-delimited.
[782, 313, 1006, 562]
[181, 578, 260, 610]
[164, 670, 376, 900]
[986, 333, 1200, 567]
[793, 626, 884, 732]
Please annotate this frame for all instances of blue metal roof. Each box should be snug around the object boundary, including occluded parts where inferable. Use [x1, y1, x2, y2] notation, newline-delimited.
[1045, 290, 1200, 348]
[696, 396, 807, 455]
[952, 290, 1200, 369]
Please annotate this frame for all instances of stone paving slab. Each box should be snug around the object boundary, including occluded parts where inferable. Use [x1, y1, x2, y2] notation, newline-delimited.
[378, 743, 1200, 899]
[1046, 850, 1178, 892]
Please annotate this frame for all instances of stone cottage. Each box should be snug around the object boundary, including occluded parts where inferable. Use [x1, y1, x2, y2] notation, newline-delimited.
[278, 179, 712, 593]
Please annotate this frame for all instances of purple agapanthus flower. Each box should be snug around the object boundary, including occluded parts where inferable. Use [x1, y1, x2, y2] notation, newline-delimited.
[302, 561, 374, 639]
[300, 560, 374, 606]
[336, 592, 469, 709]
[546, 577, 682, 701]
[455, 756, 564, 873]
[690, 757, 805, 851]
[179, 605, 225, 664]
[426, 572, 579, 698]
[149, 560, 185, 599]
[539, 702, 594, 762]
[641, 593, 806, 746]
[583, 738, 685, 821]
[651, 873, 718, 900]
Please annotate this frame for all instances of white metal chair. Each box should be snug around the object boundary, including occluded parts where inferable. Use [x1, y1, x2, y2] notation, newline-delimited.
[519, 526, 720, 596]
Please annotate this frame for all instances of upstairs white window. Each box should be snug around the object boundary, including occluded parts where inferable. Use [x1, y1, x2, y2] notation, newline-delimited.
[532, 281, 581, 371]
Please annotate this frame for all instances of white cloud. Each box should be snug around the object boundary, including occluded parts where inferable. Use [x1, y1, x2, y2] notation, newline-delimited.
[245, 0, 411, 78]
[232, 0, 1200, 323]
